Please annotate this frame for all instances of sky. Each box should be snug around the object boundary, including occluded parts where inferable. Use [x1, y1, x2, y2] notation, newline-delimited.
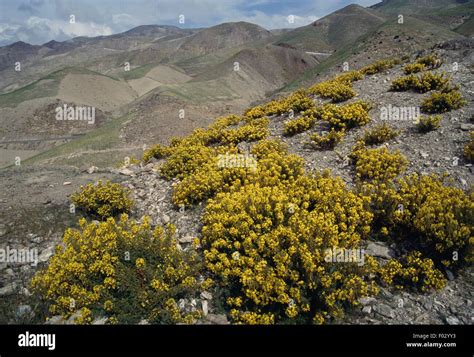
[0, 0, 382, 46]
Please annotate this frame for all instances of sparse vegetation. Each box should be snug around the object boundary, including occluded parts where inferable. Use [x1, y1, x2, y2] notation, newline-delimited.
[464, 131, 474, 163]
[309, 129, 345, 150]
[416, 115, 442, 132]
[362, 123, 399, 145]
[421, 89, 466, 113]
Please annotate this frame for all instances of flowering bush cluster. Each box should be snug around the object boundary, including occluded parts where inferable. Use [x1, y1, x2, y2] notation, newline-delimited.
[201, 172, 379, 324]
[245, 90, 315, 119]
[378, 251, 446, 292]
[351, 145, 408, 182]
[71, 180, 134, 220]
[360, 59, 399, 75]
[390, 72, 449, 93]
[403, 63, 426, 75]
[394, 174, 473, 265]
[309, 129, 345, 150]
[416, 115, 442, 132]
[402, 55, 441, 74]
[283, 110, 316, 136]
[415, 54, 442, 69]
[143, 143, 169, 163]
[172, 140, 304, 207]
[421, 89, 466, 113]
[31, 215, 210, 324]
[309, 80, 356, 103]
[362, 123, 399, 145]
[316, 100, 371, 130]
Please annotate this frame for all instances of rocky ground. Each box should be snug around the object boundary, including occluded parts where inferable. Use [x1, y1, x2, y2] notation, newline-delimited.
[0, 39, 472, 325]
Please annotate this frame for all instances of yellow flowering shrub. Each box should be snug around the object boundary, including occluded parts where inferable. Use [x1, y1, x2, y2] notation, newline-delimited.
[353, 146, 408, 182]
[394, 174, 473, 264]
[421, 89, 466, 113]
[378, 251, 446, 292]
[316, 100, 371, 130]
[362, 123, 399, 145]
[416, 115, 442, 132]
[159, 142, 215, 180]
[31, 215, 207, 324]
[201, 173, 377, 324]
[403, 63, 426, 74]
[143, 143, 169, 163]
[245, 90, 315, 119]
[309, 80, 356, 103]
[361, 59, 399, 75]
[415, 54, 442, 69]
[71, 180, 134, 220]
[334, 70, 364, 84]
[309, 128, 345, 150]
[464, 131, 474, 163]
[283, 112, 316, 136]
[172, 140, 305, 207]
[390, 72, 449, 93]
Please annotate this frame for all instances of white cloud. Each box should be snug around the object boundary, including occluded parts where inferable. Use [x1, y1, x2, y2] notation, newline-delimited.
[26, 16, 113, 38]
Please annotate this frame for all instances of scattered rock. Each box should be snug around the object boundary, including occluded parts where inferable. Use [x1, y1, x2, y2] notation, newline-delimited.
[63, 182, 72, 186]
[119, 168, 135, 176]
[162, 214, 171, 225]
[87, 166, 99, 174]
[16, 305, 33, 319]
[200, 291, 213, 300]
[45, 315, 66, 325]
[0, 282, 17, 296]
[445, 316, 460, 325]
[38, 246, 55, 263]
[362, 306, 372, 314]
[375, 304, 394, 319]
[205, 314, 229, 325]
[202, 300, 209, 316]
[92, 317, 108, 325]
[365, 241, 395, 259]
[178, 235, 194, 244]
[460, 123, 474, 131]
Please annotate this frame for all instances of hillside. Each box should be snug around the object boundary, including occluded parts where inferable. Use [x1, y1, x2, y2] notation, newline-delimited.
[273, 4, 387, 51]
[0, 0, 473, 329]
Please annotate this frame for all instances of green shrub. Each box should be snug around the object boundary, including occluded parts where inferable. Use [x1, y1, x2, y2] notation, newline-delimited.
[403, 63, 426, 74]
[362, 123, 399, 145]
[390, 72, 449, 93]
[464, 131, 474, 163]
[416, 115, 442, 132]
[143, 143, 169, 163]
[361, 59, 399, 75]
[421, 90, 466, 113]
